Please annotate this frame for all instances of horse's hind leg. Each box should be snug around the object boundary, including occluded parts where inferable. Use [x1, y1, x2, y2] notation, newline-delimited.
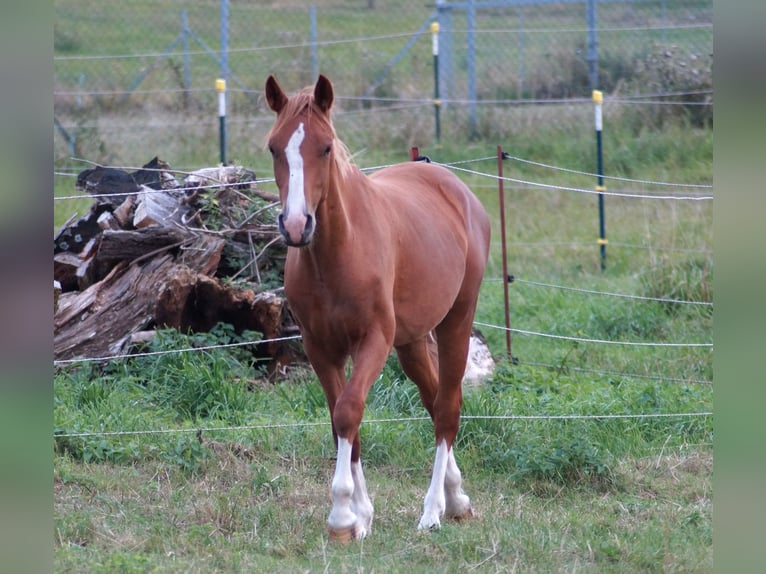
[398, 336, 470, 520]
[395, 337, 438, 418]
[418, 305, 476, 530]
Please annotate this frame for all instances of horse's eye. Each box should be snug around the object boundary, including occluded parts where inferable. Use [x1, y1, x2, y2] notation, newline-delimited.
[268, 145, 276, 157]
[323, 145, 332, 157]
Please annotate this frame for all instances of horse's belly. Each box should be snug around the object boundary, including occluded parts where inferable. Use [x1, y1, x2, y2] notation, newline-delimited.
[391, 254, 466, 345]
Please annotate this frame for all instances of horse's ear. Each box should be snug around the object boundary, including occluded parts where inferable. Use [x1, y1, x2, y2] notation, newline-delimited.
[314, 74, 334, 114]
[265, 75, 288, 114]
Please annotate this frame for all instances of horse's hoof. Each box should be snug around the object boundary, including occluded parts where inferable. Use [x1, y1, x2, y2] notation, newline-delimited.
[328, 525, 356, 543]
[449, 506, 474, 522]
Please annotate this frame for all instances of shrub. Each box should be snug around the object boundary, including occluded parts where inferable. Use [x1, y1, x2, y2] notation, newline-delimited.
[629, 44, 713, 129]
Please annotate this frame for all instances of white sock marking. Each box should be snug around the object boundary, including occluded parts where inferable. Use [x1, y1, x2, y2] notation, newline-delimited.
[444, 447, 472, 519]
[327, 437, 357, 533]
[418, 439, 450, 530]
[351, 460, 374, 536]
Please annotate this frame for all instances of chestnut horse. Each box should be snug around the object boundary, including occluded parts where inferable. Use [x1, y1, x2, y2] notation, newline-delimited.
[265, 74, 490, 541]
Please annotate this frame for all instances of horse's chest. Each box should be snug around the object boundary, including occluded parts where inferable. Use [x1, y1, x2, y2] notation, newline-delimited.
[286, 280, 379, 341]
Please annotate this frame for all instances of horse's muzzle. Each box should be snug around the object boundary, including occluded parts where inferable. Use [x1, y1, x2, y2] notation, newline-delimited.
[279, 212, 315, 247]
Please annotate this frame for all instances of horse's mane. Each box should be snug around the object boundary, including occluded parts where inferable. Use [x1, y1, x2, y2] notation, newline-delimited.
[265, 86, 355, 179]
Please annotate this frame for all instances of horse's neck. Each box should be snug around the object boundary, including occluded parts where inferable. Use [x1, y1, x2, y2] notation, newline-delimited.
[298, 164, 369, 272]
[321, 163, 368, 243]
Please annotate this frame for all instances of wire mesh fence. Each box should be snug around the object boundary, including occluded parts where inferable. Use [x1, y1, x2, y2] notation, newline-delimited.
[54, 0, 712, 165]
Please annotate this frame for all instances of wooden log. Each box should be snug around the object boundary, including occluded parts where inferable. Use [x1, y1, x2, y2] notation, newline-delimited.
[133, 186, 191, 228]
[54, 160, 300, 373]
[97, 211, 121, 231]
[54, 281, 62, 314]
[53, 251, 82, 292]
[183, 165, 255, 190]
[250, 188, 280, 204]
[153, 272, 294, 375]
[112, 194, 136, 228]
[54, 234, 225, 361]
[95, 227, 187, 262]
[75, 256, 96, 291]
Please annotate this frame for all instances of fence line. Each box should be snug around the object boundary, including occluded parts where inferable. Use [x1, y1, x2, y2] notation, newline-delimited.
[53, 86, 713, 101]
[53, 31, 422, 63]
[53, 334, 300, 367]
[54, 411, 712, 440]
[53, 21, 712, 64]
[419, 154, 713, 192]
[465, 22, 712, 36]
[522, 360, 711, 386]
[443, 164, 713, 201]
[473, 322, 711, 348]
[53, 334, 714, 386]
[53, 311, 710, 368]
[499, 154, 713, 189]
[487, 241, 711, 254]
[511, 278, 712, 306]
[52, 92, 712, 111]
[53, 150, 714, 204]
[52, 312, 714, 384]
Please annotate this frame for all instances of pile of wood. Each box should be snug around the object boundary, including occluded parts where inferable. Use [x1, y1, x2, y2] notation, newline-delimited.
[54, 158, 301, 377]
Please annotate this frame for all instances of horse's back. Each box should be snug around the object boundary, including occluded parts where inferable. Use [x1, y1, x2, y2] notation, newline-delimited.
[370, 162, 490, 261]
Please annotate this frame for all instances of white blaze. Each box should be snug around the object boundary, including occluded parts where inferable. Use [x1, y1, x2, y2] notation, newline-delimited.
[285, 122, 306, 218]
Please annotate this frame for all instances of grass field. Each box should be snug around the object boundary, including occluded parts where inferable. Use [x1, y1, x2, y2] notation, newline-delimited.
[55, 350, 712, 572]
[54, 1, 712, 571]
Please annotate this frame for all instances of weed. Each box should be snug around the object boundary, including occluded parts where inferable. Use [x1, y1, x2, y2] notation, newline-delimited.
[640, 257, 713, 315]
[162, 435, 210, 475]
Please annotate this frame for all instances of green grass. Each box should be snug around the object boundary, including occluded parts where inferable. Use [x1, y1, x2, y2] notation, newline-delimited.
[54, 344, 712, 572]
[55, 449, 712, 572]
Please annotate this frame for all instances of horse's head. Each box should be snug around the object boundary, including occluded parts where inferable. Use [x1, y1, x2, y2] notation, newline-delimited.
[265, 74, 336, 247]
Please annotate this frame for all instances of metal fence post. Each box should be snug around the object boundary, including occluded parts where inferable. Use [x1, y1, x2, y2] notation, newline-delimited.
[435, 0, 453, 106]
[431, 21, 441, 147]
[466, 0, 477, 139]
[310, 5, 318, 80]
[517, 7, 525, 99]
[220, 0, 229, 81]
[586, 0, 599, 91]
[217, 79, 227, 165]
[593, 89, 606, 271]
[497, 145, 512, 361]
[182, 10, 191, 91]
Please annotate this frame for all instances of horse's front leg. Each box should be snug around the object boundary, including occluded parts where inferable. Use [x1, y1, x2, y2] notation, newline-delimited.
[300, 339, 370, 541]
[327, 329, 392, 542]
[327, 435, 374, 542]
